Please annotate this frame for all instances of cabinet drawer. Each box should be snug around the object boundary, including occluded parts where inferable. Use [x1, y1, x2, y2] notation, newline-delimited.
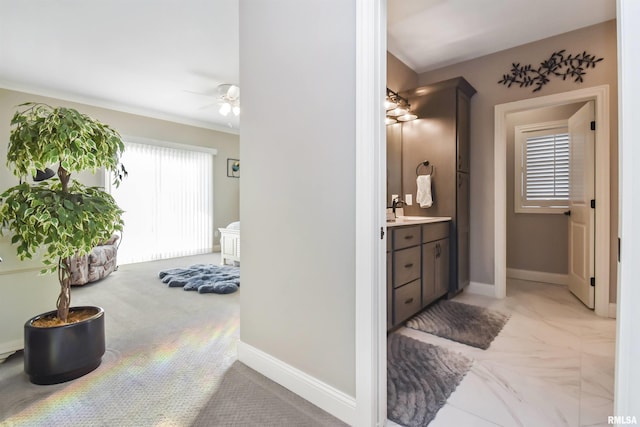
[393, 226, 421, 250]
[394, 279, 421, 325]
[393, 246, 421, 287]
[422, 221, 449, 243]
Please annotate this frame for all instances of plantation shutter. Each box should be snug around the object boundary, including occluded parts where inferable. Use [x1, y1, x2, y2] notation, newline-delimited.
[523, 132, 570, 202]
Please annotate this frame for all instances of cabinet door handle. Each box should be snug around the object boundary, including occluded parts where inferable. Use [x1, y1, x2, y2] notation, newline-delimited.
[404, 297, 414, 305]
[404, 263, 414, 269]
[435, 243, 440, 257]
[404, 235, 414, 240]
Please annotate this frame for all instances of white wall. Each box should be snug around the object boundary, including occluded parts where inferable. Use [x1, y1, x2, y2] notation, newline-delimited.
[239, 0, 356, 398]
[615, 0, 640, 418]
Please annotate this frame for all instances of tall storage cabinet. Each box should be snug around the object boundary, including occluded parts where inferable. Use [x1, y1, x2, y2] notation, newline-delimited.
[400, 77, 476, 296]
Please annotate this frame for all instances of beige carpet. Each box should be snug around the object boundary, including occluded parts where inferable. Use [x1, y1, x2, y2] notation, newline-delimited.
[0, 253, 345, 427]
[192, 361, 345, 427]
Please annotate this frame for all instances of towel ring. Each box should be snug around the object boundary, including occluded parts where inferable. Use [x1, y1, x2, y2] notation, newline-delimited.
[416, 161, 434, 176]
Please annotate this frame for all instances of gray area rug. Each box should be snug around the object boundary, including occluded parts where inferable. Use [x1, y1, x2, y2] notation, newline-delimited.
[159, 264, 240, 294]
[387, 333, 472, 427]
[406, 300, 510, 350]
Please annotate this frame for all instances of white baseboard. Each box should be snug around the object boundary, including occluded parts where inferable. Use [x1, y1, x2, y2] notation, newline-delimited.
[608, 303, 617, 319]
[507, 268, 568, 286]
[466, 281, 496, 297]
[237, 341, 355, 425]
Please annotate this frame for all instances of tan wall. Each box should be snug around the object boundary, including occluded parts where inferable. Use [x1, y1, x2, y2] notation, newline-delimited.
[0, 88, 240, 252]
[387, 52, 418, 92]
[416, 20, 618, 302]
[506, 103, 584, 275]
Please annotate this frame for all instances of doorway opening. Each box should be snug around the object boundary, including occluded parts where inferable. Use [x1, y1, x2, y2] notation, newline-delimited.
[506, 100, 599, 308]
[494, 85, 612, 317]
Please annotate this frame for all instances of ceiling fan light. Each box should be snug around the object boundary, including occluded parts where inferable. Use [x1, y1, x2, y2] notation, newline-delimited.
[219, 102, 231, 116]
[385, 117, 398, 125]
[232, 105, 240, 116]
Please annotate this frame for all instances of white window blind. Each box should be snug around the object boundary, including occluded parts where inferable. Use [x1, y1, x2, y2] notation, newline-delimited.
[108, 140, 215, 264]
[515, 122, 569, 213]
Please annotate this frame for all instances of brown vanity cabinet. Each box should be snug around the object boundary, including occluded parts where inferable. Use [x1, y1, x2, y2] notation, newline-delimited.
[388, 221, 450, 330]
[421, 222, 450, 307]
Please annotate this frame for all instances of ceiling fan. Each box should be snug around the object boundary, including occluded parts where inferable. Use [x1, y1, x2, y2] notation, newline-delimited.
[215, 84, 240, 117]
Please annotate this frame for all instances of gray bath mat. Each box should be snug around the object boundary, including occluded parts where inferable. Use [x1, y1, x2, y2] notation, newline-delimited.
[406, 300, 509, 350]
[387, 333, 472, 427]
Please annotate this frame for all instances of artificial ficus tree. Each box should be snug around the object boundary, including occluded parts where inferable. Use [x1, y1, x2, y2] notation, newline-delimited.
[0, 103, 126, 323]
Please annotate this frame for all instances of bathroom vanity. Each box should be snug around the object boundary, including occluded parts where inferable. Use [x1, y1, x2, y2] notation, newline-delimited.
[386, 217, 451, 330]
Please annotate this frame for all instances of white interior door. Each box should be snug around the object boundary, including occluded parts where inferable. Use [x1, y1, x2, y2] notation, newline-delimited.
[567, 101, 595, 308]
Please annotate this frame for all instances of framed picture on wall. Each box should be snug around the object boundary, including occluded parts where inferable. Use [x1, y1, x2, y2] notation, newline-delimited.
[227, 158, 240, 178]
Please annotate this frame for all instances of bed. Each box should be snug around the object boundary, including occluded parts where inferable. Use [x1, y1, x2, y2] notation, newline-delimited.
[219, 221, 240, 266]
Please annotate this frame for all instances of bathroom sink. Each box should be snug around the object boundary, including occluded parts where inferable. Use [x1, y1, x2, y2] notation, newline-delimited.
[396, 216, 435, 221]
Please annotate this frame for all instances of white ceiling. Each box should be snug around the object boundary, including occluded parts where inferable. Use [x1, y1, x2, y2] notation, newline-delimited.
[0, 1, 616, 133]
[388, 0, 616, 73]
[0, 0, 240, 133]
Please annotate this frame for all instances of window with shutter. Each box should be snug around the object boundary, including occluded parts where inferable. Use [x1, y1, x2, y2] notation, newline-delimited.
[515, 121, 570, 213]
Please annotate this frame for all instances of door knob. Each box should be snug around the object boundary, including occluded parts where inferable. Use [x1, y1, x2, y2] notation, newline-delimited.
[564, 210, 571, 216]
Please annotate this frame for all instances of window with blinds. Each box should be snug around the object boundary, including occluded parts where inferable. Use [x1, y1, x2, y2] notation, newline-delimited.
[106, 138, 216, 264]
[515, 121, 569, 213]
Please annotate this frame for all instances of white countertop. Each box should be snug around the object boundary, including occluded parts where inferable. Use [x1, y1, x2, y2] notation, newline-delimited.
[386, 216, 451, 228]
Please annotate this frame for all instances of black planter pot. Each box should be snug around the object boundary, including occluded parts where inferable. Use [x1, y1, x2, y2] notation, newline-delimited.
[24, 306, 105, 385]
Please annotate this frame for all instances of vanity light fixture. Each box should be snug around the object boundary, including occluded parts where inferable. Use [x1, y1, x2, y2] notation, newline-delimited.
[386, 87, 416, 124]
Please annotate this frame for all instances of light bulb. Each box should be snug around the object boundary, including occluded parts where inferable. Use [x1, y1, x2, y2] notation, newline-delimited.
[385, 117, 398, 125]
[219, 102, 231, 116]
[385, 99, 397, 110]
[397, 112, 417, 122]
[387, 106, 408, 117]
[232, 105, 240, 116]
[227, 85, 240, 100]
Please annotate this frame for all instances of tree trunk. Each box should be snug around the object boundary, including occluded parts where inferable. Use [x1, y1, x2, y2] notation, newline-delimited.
[57, 165, 70, 193]
[57, 257, 71, 322]
[56, 163, 72, 322]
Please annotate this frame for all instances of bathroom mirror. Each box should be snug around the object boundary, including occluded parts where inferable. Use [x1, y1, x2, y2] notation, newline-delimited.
[386, 123, 403, 207]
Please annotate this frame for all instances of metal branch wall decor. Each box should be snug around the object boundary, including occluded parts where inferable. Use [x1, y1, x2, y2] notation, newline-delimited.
[498, 50, 603, 92]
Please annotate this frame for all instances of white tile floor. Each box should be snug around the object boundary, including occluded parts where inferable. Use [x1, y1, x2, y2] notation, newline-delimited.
[388, 279, 616, 427]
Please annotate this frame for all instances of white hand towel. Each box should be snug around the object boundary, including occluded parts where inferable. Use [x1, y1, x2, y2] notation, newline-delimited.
[416, 174, 433, 208]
